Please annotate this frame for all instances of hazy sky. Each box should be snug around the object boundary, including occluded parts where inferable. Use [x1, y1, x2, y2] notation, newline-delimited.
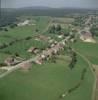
[1, 0, 98, 9]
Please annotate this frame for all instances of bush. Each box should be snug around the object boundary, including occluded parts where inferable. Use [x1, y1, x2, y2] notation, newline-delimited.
[4, 28, 8, 32]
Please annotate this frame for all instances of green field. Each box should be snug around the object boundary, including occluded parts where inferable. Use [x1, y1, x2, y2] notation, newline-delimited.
[0, 16, 95, 100]
[0, 16, 50, 38]
[72, 40, 98, 65]
[0, 55, 94, 100]
[0, 16, 50, 61]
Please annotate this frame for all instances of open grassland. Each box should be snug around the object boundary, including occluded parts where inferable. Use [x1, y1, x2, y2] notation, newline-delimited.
[0, 55, 94, 100]
[72, 40, 98, 65]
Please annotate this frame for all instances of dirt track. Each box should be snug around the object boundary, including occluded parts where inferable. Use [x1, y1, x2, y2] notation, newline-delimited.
[72, 49, 96, 100]
[93, 65, 98, 100]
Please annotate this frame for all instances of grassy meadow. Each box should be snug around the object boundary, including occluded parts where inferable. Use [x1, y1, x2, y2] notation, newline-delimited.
[0, 16, 95, 100]
[72, 40, 98, 65]
[0, 55, 94, 100]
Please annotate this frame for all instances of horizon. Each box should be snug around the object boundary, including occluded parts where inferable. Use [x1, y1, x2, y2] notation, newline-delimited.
[1, 6, 98, 10]
[1, 0, 98, 9]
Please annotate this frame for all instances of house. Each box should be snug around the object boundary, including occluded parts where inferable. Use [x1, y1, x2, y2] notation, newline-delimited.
[4, 57, 14, 66]
[59, 43, 65, 50]
[41, 50, 50, 60]
[35, 55, 43, 65]
[52, 47, 58, 54]
[49, 39, 54, 43]
[58, 35, 63, 39]
[27, 47, 39, 54]
[4, 56, 22, 66]
[50, 43, 56, 48]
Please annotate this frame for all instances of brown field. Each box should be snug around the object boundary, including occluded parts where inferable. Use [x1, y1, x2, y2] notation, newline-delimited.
[52, 17, 74, 24]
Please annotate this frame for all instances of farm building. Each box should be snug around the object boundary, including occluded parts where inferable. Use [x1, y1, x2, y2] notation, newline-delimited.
[4, 57, 15, 66]
[17, 20, 35, 26]
[17, 20, 30, 26]
[80, 31, 96, 43]
[4, 56, 23, 66]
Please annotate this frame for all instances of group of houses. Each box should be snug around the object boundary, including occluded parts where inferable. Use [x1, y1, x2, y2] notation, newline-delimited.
[34, 40, 66, 65]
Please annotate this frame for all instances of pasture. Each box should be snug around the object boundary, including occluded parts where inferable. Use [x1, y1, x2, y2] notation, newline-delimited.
[0, 16, 95, 100]
[0, 55, 94, 100]
[0, 16, 50, 62]
[72, 40, 98, 65]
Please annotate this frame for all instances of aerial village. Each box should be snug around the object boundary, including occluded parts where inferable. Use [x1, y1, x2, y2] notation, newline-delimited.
[0, 10, 98, 100]
[0, 14, 97, 72]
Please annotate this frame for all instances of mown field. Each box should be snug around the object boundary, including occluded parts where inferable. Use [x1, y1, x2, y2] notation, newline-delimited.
[72, 40, 98, 65]
[0, 55, 94, 100]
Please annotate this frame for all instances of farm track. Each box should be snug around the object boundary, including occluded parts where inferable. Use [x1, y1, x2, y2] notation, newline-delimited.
[92, 65, 98, 100]
[42, 17, 52, 33]
[0, 58, 36, 78]
[72, 49, 96, 100]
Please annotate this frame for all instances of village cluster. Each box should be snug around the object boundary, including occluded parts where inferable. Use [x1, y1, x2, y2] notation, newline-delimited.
[0, 8, 98, 100]
[0, 14, 97, 71]
[2, 34, 68, 70]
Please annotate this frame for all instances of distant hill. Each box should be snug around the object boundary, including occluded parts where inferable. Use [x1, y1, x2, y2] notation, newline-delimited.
[20, 6, 52, 10]
[0, 6, 98, 27]
[2, 6, 98, 11]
